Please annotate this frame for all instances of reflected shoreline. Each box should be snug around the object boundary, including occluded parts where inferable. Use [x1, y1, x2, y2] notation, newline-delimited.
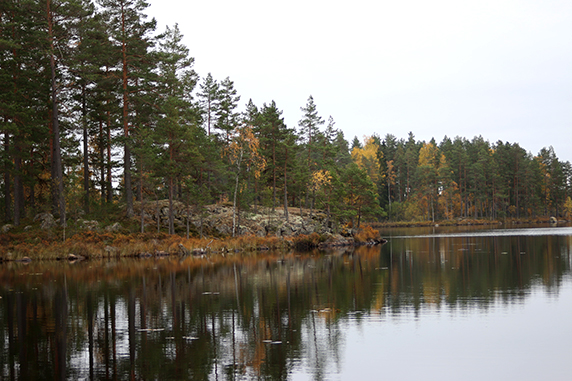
[1, 227, 571, 380]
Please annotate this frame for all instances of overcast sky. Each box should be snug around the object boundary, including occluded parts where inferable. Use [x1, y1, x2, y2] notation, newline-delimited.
[148, 0, 572, 163]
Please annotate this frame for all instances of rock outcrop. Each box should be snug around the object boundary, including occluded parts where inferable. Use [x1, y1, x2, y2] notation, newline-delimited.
[132, 201, 374, 243]
[134, 200, 352, 237]
[34, 213, 57, 230]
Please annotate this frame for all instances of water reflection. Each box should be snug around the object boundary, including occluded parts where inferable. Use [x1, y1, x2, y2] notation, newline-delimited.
[1, 228, 571, 380]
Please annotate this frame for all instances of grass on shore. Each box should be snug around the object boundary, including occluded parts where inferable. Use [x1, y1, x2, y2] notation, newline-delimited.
[2, 211, 559, 262]
[0, 229, 293, 261]
[0, 224, 385, 262]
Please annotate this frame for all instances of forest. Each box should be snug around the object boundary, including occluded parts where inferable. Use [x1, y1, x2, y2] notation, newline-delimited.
[2, 0, 571, 235]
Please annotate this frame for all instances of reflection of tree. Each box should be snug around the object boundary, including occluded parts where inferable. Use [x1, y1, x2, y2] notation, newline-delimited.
[0, 233, 570, 379]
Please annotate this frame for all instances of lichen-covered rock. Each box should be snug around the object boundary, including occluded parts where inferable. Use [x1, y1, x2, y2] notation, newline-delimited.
[105, 222, 122, 232]
[215, 224, 232, 236]
[34, 213, 56, 229]
[129, 201, 382, 243]
[78, 219, 100, 231]
[1, 224, 13, 233]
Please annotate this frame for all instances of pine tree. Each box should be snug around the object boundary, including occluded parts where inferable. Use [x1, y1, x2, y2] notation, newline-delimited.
[68, 0, 109, 213]
[45, 0, 68, 226]
[97, 0, 156, 218]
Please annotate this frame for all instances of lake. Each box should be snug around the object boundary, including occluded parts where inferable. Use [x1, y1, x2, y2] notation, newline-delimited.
[1, 224, 571, 380]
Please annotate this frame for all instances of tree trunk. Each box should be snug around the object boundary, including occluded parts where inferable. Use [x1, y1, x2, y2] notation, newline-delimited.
[168, 176, 174, 234]
[99, 120, 105, 205]
[106, 117, 112, 204]
[82, 83, 89, 213]
[272, 141, 276, 211]
[4, 130, 11, 222]
[284, 147, 289, 222]
[140, 165, 144, 233]
[232, 150, 243, 237]
[156, 193, 160, 232]
[13, 141, 22, 226]
[47, 0, 65, 226]
[121, 3, 133, 218]
[233, 171, 239, 237]
[51, 55, 65, 227]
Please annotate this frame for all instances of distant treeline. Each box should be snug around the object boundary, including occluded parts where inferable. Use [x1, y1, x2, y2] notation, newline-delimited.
[1, 0, 570, 232]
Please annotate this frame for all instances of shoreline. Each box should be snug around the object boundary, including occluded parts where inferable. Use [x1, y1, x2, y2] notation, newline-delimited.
[0, 227, 386, 263]
[1, 214, 566, 262]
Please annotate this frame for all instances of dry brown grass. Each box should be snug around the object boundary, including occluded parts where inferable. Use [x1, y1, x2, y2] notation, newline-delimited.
[291, 233, 325, 250]
[0, 230, 295, 261]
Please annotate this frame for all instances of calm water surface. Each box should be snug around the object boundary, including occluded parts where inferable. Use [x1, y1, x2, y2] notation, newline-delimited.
[1, 225, 572, 380]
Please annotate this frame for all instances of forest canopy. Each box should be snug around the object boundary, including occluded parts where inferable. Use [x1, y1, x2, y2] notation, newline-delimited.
[1, 0, 571, 233]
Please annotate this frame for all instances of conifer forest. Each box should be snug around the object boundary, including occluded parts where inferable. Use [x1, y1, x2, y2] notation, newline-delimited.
[2, 0, 571, 233]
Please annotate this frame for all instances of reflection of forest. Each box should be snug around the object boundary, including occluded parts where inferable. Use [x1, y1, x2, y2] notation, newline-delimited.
[0, 233, 570, 380]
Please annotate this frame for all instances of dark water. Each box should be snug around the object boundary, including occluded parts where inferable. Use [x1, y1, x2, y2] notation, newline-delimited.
[1, 225, 572, 380]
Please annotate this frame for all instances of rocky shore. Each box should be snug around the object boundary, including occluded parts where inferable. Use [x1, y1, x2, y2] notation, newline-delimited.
[130, 200, 385, 247]
[0, 201, 386, 261]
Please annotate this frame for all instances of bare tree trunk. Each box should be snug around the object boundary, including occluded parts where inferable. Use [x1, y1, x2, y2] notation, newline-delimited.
[232, 150, 243, 237]
[156, 193, 160, 232]
[121, 2, 133, 218]
[168, 176, 174, 234]
[82, 83, 89, 213]
[232, 171, 240, 237]
[13, 141, 22, 226]
[272, 141, 276, 211]
[106, 119, 112, 203]
[3, 130, 11, 222]
[47, 0, 65, 227]
[99, 120, 105, 205]
[140, 165, 144, 233]
[284, 147, 289, 222]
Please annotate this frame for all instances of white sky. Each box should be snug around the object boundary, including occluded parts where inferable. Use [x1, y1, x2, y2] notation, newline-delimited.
[148, 0, 572, 163]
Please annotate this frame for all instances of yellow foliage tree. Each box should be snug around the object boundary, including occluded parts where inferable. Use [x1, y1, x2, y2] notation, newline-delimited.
[227, 125, 266, 236]
[351, 136, 383, 184]
[310, 169, 332, 193]
[564, 197, 572, 219]
[310, 169, 334, 217]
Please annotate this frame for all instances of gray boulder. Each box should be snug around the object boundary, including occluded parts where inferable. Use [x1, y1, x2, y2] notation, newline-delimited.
[78, 219, 100, 231]
[34, 213, 57, 229]
[105, 222, 122, 232]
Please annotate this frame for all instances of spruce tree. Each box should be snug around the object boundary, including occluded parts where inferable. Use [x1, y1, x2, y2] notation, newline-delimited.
[1, 0, 50, 224]
[150, 24, 198, 234]
[216, 76, 240, 144]
[257, 101, 290, 211]
[198, 73, 219, 136]
[298, 95, 324, 169]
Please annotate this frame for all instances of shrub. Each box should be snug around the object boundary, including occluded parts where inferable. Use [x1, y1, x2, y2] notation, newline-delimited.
[291, 233, 324, 250]
[354, 226, 380, 242]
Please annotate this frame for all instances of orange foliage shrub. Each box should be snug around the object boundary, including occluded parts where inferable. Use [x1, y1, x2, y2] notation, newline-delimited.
[354, 226, 380, 242]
